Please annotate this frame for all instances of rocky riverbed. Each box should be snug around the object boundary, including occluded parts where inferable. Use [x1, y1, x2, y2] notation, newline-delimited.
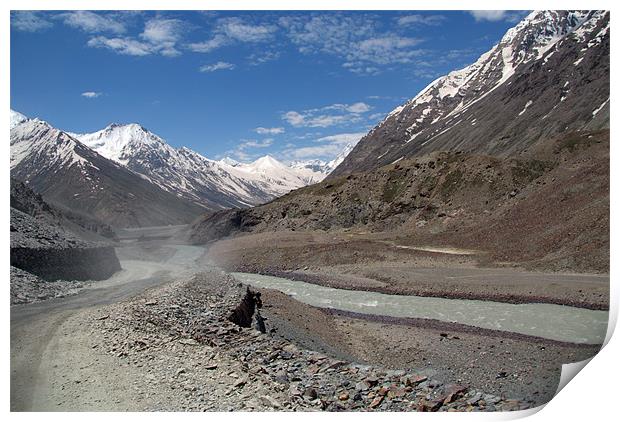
[83, 270, 528, 411]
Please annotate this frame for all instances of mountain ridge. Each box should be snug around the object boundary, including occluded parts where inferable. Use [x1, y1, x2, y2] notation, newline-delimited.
[330, 10, 609, 177]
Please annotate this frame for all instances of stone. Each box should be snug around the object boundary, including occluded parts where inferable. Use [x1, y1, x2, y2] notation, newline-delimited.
[355, 381, 369, 391]
[369, 395, 384, 409]
[259, 395, 281, 409]
[303, 387, 318, 400]
[364, 376, 379, 387]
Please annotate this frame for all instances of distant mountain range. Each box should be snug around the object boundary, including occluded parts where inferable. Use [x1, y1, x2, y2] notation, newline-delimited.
[10, 111, 345, 227]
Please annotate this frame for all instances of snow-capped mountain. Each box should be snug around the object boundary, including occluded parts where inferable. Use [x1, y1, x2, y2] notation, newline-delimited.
[331, 10, 610, 177]
[290, 143, 356, 176]
[71, 123, 326, 208]
[10, 113, 204, 228]
[224, 155, 327, 194]
[10, 110, 28, 129]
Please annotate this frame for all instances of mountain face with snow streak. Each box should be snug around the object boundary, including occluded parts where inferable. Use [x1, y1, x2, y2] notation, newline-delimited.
[331, 10, 610, 177]
[10, 115, 205, 228]
[71, 124, 326, 209]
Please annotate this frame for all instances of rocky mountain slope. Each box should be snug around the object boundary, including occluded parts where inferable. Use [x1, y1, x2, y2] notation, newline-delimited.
[189, 129, 609, 273]
[71, 124, 325, 208]
[11, 178, 117, 241]
[10, 116, 206, 227]
[331, 10, 609, 177]
[10, 179, 124, 302]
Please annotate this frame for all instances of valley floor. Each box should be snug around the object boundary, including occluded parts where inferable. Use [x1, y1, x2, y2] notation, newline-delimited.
[10, 227, 608, 411]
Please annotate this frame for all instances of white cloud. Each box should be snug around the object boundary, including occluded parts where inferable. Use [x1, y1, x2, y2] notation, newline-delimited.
[368, 112, 386, 121]
[219, 17, 277, 43]
[279, 14, 426, 73]
[141, 18, 182, 43]
[282, 111, 306, 127]
[229, 138, 274, 161]
[247, 51, 281, 65]
[60, 11, 126, 34]
[187, 34, 229, 53]
[469, 11, 511, 22]
[397, 14, 446, 27]
[11, 11, 52, 32]
[284, 144, 344, 160]
[316, 132, 366, 146]
[189, 17, 277, 55]
[140, 18, 184, 57]
[255, 127, 285, 135]
[81, 91, 102, 98]
[87, 36, 153, 56]
[282, 102, 371, 128]
[199, 61, 236, 72]
[346, 102, 371, 113]
[87, 17, 184, 57]
[240, 139, 273, 148]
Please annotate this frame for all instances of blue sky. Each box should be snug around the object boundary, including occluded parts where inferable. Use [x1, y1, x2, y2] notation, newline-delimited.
[10, 10, 528, 163]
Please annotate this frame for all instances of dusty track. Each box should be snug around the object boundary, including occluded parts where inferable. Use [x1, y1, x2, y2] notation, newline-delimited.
[10, 225, 207, 411]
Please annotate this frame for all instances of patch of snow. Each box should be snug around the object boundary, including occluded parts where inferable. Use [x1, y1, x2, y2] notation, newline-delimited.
[592, 98, 609, 117]
[518, 100, 534, 116]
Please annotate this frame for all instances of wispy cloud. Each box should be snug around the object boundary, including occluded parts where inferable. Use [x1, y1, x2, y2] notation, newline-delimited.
[11, 11, 52, 32]
[247, 50, 281, 66]
[279, 14, 426, 74]
[229, 138, 274, 161]
[188, 17, 277, 54]
[255, 127, 285, 135]
[87, 17, 184, 57]
[187, 34, 229, 53]
[81, 91, 102, 98]
[396, 14, 446, 27]
[280, 131, 365, 160]
[316, 132, 366, 145]
[468, 11, 525, 23]
[59, 11, 127, 34]
[219, 17, 277, 43]
[139, 18, 184, 57]
[88, 36, 153, 56]
[199, 61, 236, 72]
[282, 102, 371, 128]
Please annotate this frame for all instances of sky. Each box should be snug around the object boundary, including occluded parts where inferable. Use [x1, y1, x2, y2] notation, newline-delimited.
[10, 10, 529, 163]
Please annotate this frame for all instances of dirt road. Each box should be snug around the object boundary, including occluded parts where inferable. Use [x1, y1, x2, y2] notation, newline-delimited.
[10, 225, 208, 411]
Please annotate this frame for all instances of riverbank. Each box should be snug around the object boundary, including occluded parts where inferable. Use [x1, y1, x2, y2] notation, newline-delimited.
[259, 287, 601, 407]
[204, 231, 610, 310]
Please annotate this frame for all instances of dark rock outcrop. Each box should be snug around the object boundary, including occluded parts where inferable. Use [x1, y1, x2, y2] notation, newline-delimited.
[10, 208, 121, 281]
[10, 246, 120, 282]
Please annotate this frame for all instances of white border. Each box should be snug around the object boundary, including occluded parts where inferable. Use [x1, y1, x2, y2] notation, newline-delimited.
[3, 1, 616, 421]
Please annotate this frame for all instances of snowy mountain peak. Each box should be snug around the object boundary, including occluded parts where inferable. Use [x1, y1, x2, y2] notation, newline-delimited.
[331, 10, 609, 178]
[219, 157, 240, 167]
[10, 109, 29, 129]
[249, 155, 287, 172]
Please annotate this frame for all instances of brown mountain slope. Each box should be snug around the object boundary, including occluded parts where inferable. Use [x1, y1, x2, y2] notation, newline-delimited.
[188, 130, 609, 273]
